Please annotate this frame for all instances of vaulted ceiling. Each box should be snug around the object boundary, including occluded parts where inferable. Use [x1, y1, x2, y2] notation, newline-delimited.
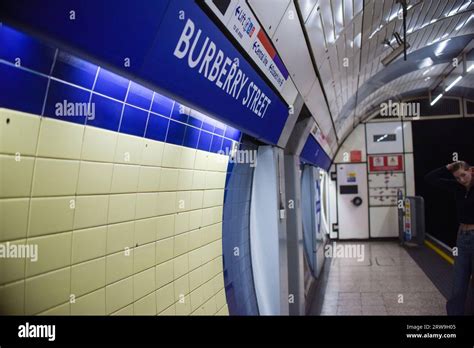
[300, 0, 474, 143]
[249, 0, 474, 155]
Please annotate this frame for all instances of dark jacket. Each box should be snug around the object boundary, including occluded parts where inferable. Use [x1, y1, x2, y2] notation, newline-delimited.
[425, 166, 474, 224]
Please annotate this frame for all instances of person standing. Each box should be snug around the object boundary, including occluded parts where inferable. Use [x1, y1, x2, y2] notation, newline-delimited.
[425, 161, 474, 315]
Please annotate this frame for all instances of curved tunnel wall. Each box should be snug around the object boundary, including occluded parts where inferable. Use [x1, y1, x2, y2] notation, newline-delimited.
[222, 142, 259, 315]
[301, 165, 316, 275]
[250, 146, 283, 315]
[0, 24, 242, 315]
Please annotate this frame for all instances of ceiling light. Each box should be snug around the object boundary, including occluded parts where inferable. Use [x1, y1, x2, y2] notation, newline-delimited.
[468, 64, 474, 72]
[420, 58, 434, 69]
[369, 25, 384, 39]
[459, 1, 472, 12]
[434, 39, 450, 56]
[446, 1, 471, 17]
[445, 76, 463, 91]
[430, 93, 443, 106]
[388, 12, 399, 22]
[354, 33, 362, 48]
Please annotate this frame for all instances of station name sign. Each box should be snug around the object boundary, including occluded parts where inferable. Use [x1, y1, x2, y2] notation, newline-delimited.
[173, 18, 272, 119]
[141, 0, 290, 144]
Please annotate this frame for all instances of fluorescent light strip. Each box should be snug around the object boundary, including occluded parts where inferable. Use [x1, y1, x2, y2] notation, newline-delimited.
[422, 67, 434, 75]
[445, 76, 463, 91]
[369, 24, 383, 39]
[456, 13, 474, 30]
[468, 64, 474, 72]
[446, 1, 471, 17]
[388, 4, 413, 22]
[430, 93, 443, 106]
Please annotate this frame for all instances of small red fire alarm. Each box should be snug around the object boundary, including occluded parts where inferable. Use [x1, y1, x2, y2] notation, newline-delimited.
[350, 150, 362, 162]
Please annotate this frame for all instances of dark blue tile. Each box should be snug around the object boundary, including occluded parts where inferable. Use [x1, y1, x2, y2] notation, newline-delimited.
[94, 68, 129, 101]
[170, 103, 189, 123]
[225, 126, 241, 141]
[210, 135, 223, 153]
[202, 121, 214, 132]
[166, 120, 186, 145]
[126, 82, 153, 109]
[145, 114, 168, 142]
[151, 92, 174, 116]
[0, 63, 47, 115]
[52, 51, 98, 89]
[183, 126, 200, 149]
[0, 25, 56, 75]
[197, 131, 212, 152]
[187, 116, 202, 128]
[225, 173, 232, 188]
[44, 80, 91, 125]
[214, 127, 224, 136]
[87, 94, 123, 131]
[226, 160, 235, 173]
[119, 105, 148, 137]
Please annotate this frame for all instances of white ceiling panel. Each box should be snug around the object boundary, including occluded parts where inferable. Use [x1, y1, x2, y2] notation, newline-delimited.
[247, 0, 291, 38]
[280, 78, 299, 106]
[332, 0, 345, 38]
[306, 6, 328, 68]
[245, 0, 474, 157]
[299, 0, 319, 23]
[305, 79, 334, 136]
[273, 1, 318, 98]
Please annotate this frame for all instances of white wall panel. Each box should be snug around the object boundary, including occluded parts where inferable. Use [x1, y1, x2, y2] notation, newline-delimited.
[368, 172, 405, 188]
[369, 207, 399, 237]
[403, 121, 413, 153]
[405, 153, 415, 196]
[366, 121, 404, 154]
[334, 123, 366, 162]
[336, 163, 369, 239]
[328, 165, 338, 239]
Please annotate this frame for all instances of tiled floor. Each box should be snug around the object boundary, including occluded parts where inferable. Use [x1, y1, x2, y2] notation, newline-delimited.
[320, 241, 446, 316]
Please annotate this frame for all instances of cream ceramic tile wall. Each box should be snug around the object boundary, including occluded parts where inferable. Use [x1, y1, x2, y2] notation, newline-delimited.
[0, 108, 229, 316]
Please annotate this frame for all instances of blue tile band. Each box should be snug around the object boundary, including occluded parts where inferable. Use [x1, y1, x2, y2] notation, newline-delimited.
[0, 24, 242, 153]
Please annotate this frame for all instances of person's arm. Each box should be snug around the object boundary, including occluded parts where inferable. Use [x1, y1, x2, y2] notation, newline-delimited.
[424, 165, 458, 191]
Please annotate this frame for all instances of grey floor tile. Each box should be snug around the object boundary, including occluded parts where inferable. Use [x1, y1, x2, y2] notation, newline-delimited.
[337, 305, 362, 315]
[362, 305, 388, 315]
[338, 292, 361, 300]
[320, 241, 447, 316]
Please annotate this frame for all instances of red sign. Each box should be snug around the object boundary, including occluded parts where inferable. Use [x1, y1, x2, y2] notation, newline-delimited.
[368, 154, 404, 172]
[350, 150, 362, 162]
